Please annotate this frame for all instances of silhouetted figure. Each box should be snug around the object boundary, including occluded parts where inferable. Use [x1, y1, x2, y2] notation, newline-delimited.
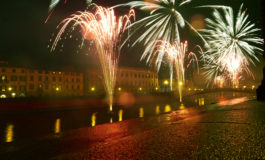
[256, 0, 265, 101]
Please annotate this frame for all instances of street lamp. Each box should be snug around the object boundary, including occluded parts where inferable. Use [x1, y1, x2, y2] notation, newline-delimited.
[163, 80, 169, 85]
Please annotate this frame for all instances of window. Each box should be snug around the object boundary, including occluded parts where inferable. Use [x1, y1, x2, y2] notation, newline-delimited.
[77, 85, 80, 89]
[45, 85, 49, 90]
[19, 76, 26, 81]
[38, 70, 42, 74]
[1, 86, 6, 91]
[59, 77, 62, 82]
[30, 76, 34, 81]
[52, 72, 56, 75]
[53, 76, 56, 82]
[21, 69, 25, 73]
[45, 76, 49, 81]
[45, 71, 49, 74]
[72, 78, 74, 82]
[38, 76, 42, 81]
[20, 85, 26, 91]
[11, 76, 17, 81]
[29, 84, 34, 90]
[12, 69, 16, 73]
[1, 68, 6, 72]
[76, 78, 80, 83]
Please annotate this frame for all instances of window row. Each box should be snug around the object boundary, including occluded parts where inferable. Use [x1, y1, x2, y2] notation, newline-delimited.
[1, 75, 81, 83]
[1, 68, 81, 76]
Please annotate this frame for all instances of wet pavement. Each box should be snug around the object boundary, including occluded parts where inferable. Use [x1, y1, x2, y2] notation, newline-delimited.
[54, 100, 265, 160]
[1, 92, 264, 159]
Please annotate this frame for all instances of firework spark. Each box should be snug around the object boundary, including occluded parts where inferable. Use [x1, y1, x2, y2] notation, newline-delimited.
[45, 0, 92, 23]
[115, 0, 207, 89]
[155, 40, 199, 102]
[201, 4, 263, 87]
[51, 6, 135, 108]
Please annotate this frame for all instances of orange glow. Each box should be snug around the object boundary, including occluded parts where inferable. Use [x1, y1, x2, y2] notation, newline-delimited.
[118, 92, 135, 107]
[218, 97, 248, 106]
[190, 14, 205, 30]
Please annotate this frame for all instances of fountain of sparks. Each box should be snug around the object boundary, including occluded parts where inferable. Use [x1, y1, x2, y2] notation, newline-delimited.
[155, 40, 199, 102]
[51, 6, 135, 110]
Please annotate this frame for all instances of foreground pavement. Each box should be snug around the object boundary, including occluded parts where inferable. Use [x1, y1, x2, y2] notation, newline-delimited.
[1, 98, 265, 159]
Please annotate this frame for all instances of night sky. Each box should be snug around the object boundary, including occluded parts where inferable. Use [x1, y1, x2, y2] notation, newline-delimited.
[0, 0, 264, 86]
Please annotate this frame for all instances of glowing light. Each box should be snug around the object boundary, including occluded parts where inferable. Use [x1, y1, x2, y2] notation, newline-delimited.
[118, 109, 123, 121]
[8, 87, 12, 91]
[91, 87, 95, 91]
[139, 107, 144, 118]
[1, 76, 6, 80]
[163, 80, 169, 85]
[164, 105, 171, 113]
[190, 14, 205, 30]
[155, 105, 160, 115]
[199, 98, 205, 106]
[138, 87, 142, 91]
[51, 6, 135, 109]
[118, 87, 122, 91]
[54, 118, 61, 134]
[55, 87, 59, 91]
[155, 41, 199, 102]
[180, 103, 185, 110]
[109, 104, 113, 112]
[201, 5, 263, 86]
[5, 124, 14, 143]
[91, 113, 96, 127]
[11, 93, 16, 98]
[243, 86, 246, 89]
[1, 94, 6, 98]
[110, 117, 113, 123]
[252, 85, 255, 90]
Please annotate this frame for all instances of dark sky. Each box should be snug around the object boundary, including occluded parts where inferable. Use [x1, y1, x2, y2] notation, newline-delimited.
[0, 0, 264, 85]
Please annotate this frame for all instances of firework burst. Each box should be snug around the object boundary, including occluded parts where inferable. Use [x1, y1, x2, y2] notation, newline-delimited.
[51, 5, 135, 108]
[201, 4, 263, 87]
[155, 40, 199, 102]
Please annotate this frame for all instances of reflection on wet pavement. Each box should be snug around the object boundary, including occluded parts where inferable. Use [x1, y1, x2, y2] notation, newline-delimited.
[0, 92, 254, 145]
[91, 113, 96, 127]
[54, 118, 61, 134]
[5, 124, 14, 143]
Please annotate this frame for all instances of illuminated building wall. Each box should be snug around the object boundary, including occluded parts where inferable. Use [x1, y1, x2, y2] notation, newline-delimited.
[1, 63, 158, 98]
[0, 65, 83, 98]
[84, 67, 159, 95]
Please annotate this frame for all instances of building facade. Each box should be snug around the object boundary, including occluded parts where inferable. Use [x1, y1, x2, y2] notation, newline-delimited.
[84, 67, 159, 96]
[1, 62, 158, 98]
[0, 64, 83, 98]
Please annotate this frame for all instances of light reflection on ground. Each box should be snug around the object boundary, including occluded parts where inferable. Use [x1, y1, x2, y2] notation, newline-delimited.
[218, 97, 249, 106]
